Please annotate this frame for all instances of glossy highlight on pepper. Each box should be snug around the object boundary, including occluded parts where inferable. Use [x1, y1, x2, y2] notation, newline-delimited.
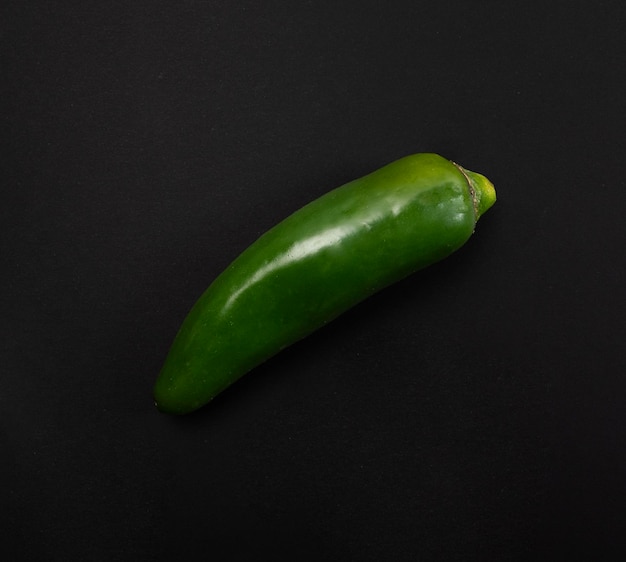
[154, 153, 496, 414]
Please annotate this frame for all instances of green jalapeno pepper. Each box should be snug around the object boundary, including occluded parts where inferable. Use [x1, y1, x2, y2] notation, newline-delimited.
[154, 153, 496, 414]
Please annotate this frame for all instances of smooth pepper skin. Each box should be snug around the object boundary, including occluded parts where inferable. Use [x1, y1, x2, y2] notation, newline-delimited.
[154, 153, 496, 414]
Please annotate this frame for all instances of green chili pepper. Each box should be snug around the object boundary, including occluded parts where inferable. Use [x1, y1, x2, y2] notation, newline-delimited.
[154, 153, 496, 414]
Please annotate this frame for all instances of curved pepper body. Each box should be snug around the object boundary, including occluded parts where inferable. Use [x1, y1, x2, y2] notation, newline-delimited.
[154, 153, 496, 414]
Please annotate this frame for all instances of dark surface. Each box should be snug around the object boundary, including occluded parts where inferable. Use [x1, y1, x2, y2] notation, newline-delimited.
[3, 1, 625, 560]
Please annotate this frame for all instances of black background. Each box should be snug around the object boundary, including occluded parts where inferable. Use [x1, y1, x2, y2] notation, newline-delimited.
[3, 1, 626, 560]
